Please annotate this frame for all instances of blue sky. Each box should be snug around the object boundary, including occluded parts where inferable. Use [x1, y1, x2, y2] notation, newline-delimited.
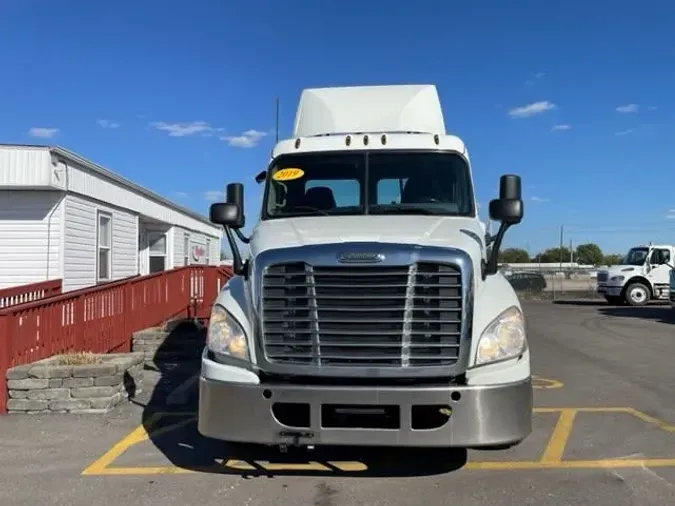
[1, 0, 674, 257]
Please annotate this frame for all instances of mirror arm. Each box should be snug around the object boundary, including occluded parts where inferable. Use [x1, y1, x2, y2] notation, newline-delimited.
[233, 228, 250, 244]
[485, 222, 511, 276]
[224, 226, 248, 279]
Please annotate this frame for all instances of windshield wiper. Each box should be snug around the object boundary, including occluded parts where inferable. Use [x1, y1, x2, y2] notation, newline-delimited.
[369, 205, 444, 215]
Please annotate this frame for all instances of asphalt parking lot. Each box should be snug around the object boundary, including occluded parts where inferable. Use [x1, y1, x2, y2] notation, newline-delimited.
[2, 300, 675, 506]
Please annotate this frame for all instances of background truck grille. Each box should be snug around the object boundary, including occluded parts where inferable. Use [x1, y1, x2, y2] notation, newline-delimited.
[261, 262, 463, 367]
[597, 272, 608, 282]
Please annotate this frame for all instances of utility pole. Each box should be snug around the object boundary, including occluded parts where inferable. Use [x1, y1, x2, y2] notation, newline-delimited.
[559, 225, 564, 270]
[569, 238, 573, 263]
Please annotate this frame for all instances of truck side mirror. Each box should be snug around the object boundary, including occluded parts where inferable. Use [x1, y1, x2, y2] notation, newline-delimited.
[485, 174, 524, 277]
[209, 182, 245, 229]
[488, 174, 523, 225]
[210, 182, 248, 278]
[209, 203, 244, 229]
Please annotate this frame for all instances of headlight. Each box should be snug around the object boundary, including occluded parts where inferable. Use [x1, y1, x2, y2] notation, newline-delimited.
[609, 276, 624, 283]
[207, 305, 249, 360]
[474, 306, 527, 367]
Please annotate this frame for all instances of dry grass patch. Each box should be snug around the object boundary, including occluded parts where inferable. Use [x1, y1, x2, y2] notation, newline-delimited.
[54, 352, 103, 365]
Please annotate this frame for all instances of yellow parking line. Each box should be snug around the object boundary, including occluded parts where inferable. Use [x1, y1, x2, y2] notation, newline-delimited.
[81, 413, 195, 476]
[540, 409, 577, 463]
[532, 376, 564, 389]
[625, 407, 675, 433]
[82, 407, 675, 475]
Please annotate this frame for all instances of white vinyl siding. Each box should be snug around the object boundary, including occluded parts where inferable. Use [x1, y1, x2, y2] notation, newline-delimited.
[0, 190, 63, 289]
[56, 157, 221, 237]
[0, 146, 52, 186]
[170, 226, 219, 266]
[171, 226, 186, 267]
[63, 194, 138, 292]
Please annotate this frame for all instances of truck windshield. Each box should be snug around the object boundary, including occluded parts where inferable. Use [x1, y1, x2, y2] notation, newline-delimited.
[622, 247, 649, 266]
[263, 151, 475, 219]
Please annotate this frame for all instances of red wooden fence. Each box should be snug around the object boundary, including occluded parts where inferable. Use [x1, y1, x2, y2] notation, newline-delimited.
[0, 280, 63, 310]
[0, 265, 232, 414]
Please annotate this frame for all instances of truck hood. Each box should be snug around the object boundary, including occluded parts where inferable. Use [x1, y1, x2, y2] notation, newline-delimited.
[249, 215, 488, 261]
[599, 265, 641, 276]
[598, 265, 644, 282]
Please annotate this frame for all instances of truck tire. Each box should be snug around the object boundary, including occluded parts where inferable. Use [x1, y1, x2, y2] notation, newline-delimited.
[604, 295, 622, 305]
[624, 282, 650, 306]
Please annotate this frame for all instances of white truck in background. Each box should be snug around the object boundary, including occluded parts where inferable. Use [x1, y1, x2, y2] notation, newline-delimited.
[198, 84, 533, 452]
[596, 244, 675, 306]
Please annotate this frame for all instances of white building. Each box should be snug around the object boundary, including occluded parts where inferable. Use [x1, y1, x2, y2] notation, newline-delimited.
[0, 144, 222, 292]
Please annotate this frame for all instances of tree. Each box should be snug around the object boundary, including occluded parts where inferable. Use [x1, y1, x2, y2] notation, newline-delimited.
[602, 253, 623, 266]
[534, 247, 571, 263]
[575, 243, 603, 265]
[498, 248, 530, 263]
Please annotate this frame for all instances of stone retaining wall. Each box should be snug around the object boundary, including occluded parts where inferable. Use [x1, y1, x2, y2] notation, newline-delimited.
[5, 352, 145, 414]
[132, 323, 204, 365]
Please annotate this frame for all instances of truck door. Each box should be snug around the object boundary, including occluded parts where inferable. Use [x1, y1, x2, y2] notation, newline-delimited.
[648, 248, 672, 298]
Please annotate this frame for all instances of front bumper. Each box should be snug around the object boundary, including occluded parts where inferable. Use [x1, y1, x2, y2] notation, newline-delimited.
[198, 375, 533, 448]
[597, 283, 622, 296]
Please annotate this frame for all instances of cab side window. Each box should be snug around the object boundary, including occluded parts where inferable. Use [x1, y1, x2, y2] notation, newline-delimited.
[650, 249, 670, 265]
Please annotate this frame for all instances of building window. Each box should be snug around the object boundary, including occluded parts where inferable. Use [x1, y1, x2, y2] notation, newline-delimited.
[148, 232, 167, 273]
[206, 238, 211, 265]
[183, 233, 190, 266]
[97, 211, 112, 282]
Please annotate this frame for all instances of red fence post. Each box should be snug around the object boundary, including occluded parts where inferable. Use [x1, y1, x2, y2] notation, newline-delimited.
[0, 314, 10, 414]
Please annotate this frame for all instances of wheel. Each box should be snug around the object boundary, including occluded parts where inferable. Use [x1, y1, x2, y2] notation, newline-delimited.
[624, 282, 650, 306]
[604, 295, 622, 305]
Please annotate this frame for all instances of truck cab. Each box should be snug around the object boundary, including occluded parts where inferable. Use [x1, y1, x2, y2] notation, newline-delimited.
[597, 244, 675, 306]
[198, 84, 532, 451]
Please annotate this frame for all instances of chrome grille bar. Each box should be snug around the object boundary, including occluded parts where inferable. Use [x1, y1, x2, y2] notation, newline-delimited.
[261, 261, 463, 368]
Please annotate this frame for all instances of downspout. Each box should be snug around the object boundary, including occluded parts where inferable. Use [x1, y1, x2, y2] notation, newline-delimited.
[46, 155, 68, 281]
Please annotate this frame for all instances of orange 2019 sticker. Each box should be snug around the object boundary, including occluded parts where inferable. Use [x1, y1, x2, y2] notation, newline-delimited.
[272, 168, 304, 182]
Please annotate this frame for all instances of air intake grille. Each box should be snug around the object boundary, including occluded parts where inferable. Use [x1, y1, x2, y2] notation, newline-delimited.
[261, 262, 463, 368]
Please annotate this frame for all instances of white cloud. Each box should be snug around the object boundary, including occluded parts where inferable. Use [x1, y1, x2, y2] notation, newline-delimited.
[616, 104, 639, 113]
[508, 101, 556, 118]
[28, 127, 59, 138]
[221, 129, 267, 148]
[97, 119, 120, 129]
[552, 124, 571, 131]
[174, 191, 189, 199]
[151, 120, 215, 137]
[666, 213, 675, 220]
[531, 196, 550, 203]
[203, 190, 225, 201]
[615, 128, 635, 136]
[525, 72, 545, 86]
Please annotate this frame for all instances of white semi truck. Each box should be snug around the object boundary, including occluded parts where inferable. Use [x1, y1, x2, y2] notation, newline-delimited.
[198, 84, 533, 451]
[596, 244, 675, 306]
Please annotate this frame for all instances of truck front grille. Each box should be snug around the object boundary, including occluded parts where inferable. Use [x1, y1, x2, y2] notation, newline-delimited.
[260, 262, 463, 368]
[597, 272, 608, 283]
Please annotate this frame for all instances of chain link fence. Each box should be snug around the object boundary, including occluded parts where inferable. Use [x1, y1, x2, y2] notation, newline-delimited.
[503, 267, 603, 301]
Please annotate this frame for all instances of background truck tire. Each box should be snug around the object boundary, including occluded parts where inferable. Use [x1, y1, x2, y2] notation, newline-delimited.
[624, 282, 650, 306]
